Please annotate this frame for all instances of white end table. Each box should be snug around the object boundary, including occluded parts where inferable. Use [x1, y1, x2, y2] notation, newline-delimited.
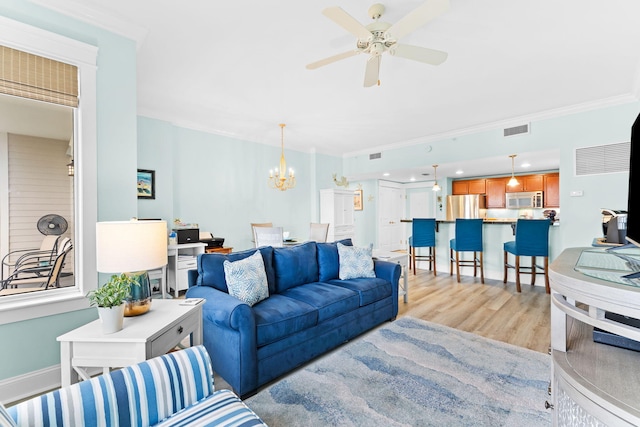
[57, 299, 203, 386]
[372, 250, 408, 303]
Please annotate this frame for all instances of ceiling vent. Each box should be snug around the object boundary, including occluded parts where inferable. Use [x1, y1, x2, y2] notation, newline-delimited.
[503, 124, 530, 137]
[369, 152, 382, 160]
[575, 142, 630, 176]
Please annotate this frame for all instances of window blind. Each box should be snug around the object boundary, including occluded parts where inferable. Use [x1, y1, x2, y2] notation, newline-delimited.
[0, 45, 78, 107]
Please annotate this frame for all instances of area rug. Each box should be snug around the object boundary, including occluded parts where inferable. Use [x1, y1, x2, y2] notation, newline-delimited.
[245, 317, 550, 426]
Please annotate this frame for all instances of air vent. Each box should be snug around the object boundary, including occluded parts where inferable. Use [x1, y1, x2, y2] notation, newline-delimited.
[503, 124, 530, 137]
[575, 142, 630, 176]
[369, 152, 382, 160]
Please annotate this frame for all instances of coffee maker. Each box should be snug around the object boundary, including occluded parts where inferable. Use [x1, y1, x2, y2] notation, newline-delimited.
[601, 209, 628, 244]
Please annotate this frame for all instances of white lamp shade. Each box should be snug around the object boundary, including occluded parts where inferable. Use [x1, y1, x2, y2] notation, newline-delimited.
[96, 220, 168, 273]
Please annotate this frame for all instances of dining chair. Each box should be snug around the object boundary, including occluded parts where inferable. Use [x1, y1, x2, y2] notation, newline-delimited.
[251, 223, 273, 247]
[254, 226, 284, 248]
[449, 218, 484, 283]
[309, 223, 329, 243]
[503, 218, 551, 293]
[409, 218, 436, 275]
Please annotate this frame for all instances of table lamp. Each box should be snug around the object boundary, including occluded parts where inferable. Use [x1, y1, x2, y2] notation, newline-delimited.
[96, 219, 168, 316]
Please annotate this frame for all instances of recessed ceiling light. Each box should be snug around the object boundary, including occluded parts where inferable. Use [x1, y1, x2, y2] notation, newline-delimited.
[456, 170, 464, 175]
[410, 177, 416, 182]
[521, 162, 531, 168]
[383, 172, 390, 177]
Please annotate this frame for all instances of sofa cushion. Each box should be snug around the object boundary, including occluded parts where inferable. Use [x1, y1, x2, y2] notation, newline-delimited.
[281, 282, 359, 322]
[337, 243, 376, 280]
[198, 246, 276, 294]
[317, 238, 353, 281]
[253, 294, 318, 347]
[328, 277, 392, 306]
[224, 251, 269, 306]
[273, 241, 319, 292]
[155, 389, 267, 427]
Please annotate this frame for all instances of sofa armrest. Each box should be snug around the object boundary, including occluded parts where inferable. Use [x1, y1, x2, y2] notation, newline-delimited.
[374, 260, 401, 317]
[185, 285, 259, 397]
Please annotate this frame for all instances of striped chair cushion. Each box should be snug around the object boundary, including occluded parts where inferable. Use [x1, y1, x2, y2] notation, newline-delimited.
[0, 402, 17, 427]
[155, 389, 267, 427]
[8, 346, 215, 426]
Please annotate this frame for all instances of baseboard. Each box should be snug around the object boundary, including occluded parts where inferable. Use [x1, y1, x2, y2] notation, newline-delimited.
[0, 365, 102, 406]
[0, 365, 61, 406]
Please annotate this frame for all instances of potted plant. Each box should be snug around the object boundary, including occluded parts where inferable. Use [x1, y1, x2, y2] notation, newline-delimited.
[87, 274, 138, 334]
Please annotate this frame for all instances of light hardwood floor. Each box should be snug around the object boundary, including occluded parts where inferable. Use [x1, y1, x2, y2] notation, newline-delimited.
[397, 264, 551, 354]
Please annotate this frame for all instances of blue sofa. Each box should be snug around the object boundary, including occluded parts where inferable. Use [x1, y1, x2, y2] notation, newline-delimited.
[4, 346, 267, 426]
[186, 239, 401, 397]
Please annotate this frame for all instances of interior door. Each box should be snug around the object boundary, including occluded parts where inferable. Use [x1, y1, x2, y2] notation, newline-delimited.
[378, 185, 405, 251]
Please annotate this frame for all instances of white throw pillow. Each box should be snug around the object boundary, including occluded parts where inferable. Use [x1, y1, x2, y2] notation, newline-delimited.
[223, 251, 269, 306]
[337, 243, 376, 280]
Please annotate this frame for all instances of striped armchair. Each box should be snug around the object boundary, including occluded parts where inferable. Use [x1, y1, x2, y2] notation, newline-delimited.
[4, 345, 266, 427]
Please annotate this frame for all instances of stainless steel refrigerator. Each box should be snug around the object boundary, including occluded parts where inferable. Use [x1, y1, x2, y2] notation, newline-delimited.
[446, 194, 487, 220]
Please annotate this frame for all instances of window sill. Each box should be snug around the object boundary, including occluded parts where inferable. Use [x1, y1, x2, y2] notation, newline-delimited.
[0, 288, 90, 325]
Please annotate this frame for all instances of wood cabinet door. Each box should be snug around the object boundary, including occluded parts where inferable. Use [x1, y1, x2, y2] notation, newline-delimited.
[524, 175, 544, 191]
[452, 181, 469, 195]
[486, 178, 506, 208]
[468, 179, 486, 194]
[544, 174, 560, 207]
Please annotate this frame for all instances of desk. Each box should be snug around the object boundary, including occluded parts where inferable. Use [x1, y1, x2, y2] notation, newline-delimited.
[168, 243, 205, 297]
[372, 250, 408, 303]
[205, 247, 233, 254]
[57, 299, 203, 386]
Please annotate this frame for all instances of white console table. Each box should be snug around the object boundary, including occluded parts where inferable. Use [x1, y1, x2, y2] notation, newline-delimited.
[167, 243, 205, 298]
[372, 250, 408, 303]
[550, 247, 640, 426]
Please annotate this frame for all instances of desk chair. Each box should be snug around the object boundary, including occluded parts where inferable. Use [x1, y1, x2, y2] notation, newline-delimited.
[254, 226, 284, 248]
[449, 218, 484, 283]
[309, 223, 329, 243]
[409, 218, 436, 275]
[503, 219, 551, 293]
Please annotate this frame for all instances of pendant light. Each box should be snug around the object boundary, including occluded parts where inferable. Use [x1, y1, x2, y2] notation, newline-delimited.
[268, 124, 296, 191]
[507, 154, 519, 187]
[432, 164, 441, 192]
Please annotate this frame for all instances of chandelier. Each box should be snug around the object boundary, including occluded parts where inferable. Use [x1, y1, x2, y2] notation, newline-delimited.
[268, 123, 296, 191]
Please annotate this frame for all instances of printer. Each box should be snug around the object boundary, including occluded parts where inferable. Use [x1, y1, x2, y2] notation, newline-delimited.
[199, 231, 225, 249]
[173, 227, 199, 244]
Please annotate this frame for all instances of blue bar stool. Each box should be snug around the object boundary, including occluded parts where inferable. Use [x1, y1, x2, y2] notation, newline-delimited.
[409, 218, 436, 275]
[503, 219, 551, 293]
[449, 218, 484, 283]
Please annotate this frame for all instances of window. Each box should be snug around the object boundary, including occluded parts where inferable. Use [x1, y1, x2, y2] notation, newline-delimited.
[0, 16, 97, 324]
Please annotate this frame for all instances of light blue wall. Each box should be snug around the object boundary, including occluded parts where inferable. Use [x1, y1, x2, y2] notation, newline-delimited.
[344, 102, 640, 252]
[0, 1, 139, 381]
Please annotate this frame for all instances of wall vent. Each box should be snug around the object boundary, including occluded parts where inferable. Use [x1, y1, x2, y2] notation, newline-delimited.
[575, 142, 630, 176]
[369, 152, 382, 160]
[503, 124, 530, 137]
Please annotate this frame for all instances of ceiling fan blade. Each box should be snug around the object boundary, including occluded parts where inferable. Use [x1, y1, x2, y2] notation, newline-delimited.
[306, 50, 361, 70]
[391, 44, 448, 65]
[322, 6, 372, 40]
[386, 0, 449, 41]
[363, 55, 381, 87]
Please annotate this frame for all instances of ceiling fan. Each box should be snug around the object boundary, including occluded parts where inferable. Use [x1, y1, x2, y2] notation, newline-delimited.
[306, 0, 449, 87]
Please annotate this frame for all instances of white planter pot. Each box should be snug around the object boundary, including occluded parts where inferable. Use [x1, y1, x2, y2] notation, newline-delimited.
[97, 303, 125, 334]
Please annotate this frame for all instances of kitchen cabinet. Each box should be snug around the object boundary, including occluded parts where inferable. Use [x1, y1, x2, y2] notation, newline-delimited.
[524, 174, 544, 191]
[544, 173, 560, 207]
[485, 178, 506, 208]
[320, 189, 355, 242]
[452, 179, 485, 195]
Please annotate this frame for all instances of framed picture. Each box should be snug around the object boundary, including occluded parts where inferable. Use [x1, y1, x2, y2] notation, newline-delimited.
[137, 169, 155, 199]
[354, 189, 363, 211]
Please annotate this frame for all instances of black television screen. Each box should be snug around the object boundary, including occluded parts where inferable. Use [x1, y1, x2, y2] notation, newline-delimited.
[626, 112, 640, 247]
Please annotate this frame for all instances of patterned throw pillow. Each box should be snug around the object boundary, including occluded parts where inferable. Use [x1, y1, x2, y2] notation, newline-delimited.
[337, 243, 376, 280]
[223, 251, 269, 306]
[0, 402, 17, 427]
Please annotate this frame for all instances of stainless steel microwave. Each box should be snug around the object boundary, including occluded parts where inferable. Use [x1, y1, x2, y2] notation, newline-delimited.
[505, 191, 543, 209]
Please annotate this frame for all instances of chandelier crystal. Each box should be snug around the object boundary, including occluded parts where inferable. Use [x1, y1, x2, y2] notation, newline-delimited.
[507, 154, 519, 187]
[432, 164, 441, 192]
[268, 123, 296, 191]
